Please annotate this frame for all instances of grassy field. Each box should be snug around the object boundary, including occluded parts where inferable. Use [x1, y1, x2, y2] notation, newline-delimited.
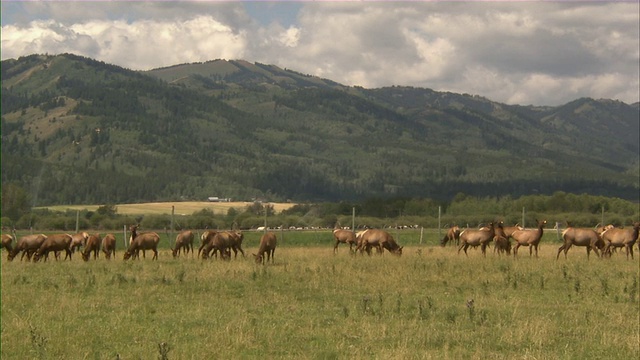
[39, 201, 297, 215]
[1, 230, 638, 359]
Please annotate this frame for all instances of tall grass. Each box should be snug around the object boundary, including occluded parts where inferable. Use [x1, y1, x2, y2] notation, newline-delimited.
[1, 233, 638, 359]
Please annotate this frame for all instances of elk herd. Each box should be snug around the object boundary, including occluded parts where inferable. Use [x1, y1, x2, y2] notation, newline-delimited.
[1, 221, 638, 264]
[440, 220, 640, 260]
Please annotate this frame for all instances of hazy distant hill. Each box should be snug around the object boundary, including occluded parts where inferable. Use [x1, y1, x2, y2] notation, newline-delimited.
[1, 53, 638, 206]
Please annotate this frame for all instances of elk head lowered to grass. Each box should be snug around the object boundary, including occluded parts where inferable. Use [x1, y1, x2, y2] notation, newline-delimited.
[253, 232, 277, 264]
[81, 233, 102, 261]
[356, 229, 403, 256]
[172, 230, 194, 258]
[101, 233, 117, 260]
[7, 234, 47, 261]
[1, 234, 14, 254]
[200, 231, 232, 260]
[123, 225, 160, 260]
[440, 225, 461, 247]
[33, 233, 73, 262]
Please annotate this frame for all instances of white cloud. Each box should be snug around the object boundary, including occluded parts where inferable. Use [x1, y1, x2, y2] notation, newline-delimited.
[1, 1, 638, 105]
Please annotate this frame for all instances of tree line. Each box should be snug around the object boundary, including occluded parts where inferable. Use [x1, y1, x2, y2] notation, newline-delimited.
[2, 188, 637, 232]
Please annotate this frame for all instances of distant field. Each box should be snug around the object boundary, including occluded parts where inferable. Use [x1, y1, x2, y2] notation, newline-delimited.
[40, 201, 297, 215]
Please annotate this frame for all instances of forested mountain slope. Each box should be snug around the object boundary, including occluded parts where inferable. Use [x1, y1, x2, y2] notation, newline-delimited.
[1, 53, 638, 205]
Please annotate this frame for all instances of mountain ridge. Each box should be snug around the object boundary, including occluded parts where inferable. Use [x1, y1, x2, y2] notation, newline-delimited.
[1, 53, 638, 205]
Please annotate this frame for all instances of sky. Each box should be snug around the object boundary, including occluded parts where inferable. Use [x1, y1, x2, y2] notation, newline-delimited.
[1, 1, 638, 106]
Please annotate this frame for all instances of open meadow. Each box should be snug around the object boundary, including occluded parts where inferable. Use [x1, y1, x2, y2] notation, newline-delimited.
[40, 201, 297, 216]
[1, 229, 638, 359]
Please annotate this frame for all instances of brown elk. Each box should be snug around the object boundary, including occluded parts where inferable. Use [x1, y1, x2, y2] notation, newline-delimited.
[198, 231, 217, 257]
[493, 222, 511, 255]
[123, 225, 160, 260]
[253, 232, 277, 264]
[502, 224, 523, 240]
[7, 234, 47, 261]
[172, 230, 194, 258]
[333, 229, 357, 253]
[70, 232, 90, 253]
[440, 225, 461, 246]
[101, 233, 117, 260]
[2, 234, 14, 254]
[457, 223, 495, 257]
[357, 229, 403, 256]
[81, 234, 102, 261]
[601, 222, 640, 260]
[229, 231, 245, 258]
[33, 234, 73, 262]
[511, 220, 546, 258]
[556, 225, 604, 260]
[201, 231, 232, 260]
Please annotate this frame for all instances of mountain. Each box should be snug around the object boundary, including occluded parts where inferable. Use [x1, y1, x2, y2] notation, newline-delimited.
[1, 53, 638, 206]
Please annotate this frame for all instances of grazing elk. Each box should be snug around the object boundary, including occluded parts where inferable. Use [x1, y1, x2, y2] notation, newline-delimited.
[457, 223, 495, 257]
[440, 225, 461, 247]
[172, 230, 195, 258]
[254, 232, 277, 264]
[70, 232, 90, 253]
[2, 234, 14, 254]
[511, 220, 546, 258]
[33, 234, 73, 262]
[201, 231, 232, 260]
[81, 234, 102, 261]
[7, 234, 48, 261]
[556, 225, 604, 260]
[198, 231, 217, 257]
[601, 222, 640, 260]
[123, 225, 160, 260]
[357, 229, 403, 256]
[101, 233, 117, 260]
[333, 229, 357, 253]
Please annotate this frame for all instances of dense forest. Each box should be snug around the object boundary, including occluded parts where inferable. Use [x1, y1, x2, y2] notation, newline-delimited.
[1, 54, 639, 209]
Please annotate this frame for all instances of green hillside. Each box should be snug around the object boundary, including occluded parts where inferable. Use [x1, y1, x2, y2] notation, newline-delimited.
[1, 53, 638, 206]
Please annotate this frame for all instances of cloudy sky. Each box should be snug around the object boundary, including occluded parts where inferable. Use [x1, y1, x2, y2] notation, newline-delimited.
[1, 1, 638, 106]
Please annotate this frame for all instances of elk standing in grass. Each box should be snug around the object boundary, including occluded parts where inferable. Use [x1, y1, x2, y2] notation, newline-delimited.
[198, 231, 217, 258]
[7, 234, 47, 261]
[81, 234, 102, 261]
[556, 224, 604, 260]
[493, 222, 511, 256]
[123, 225, 160, 261]
[357, 229, 403, 256]
[333, 229, 357, 253]
[33, 234, 73, 262]
[440, 225, 461, 247]
[229, 231, 245, 258]
[101, 233, 116, 260]
[201, 232, 232, 260]
[511, 220, 546, 258]
[458, 223, 495, 257]
[172, 230, 194, 258]
[601, 222, 640, 260]
[70, 232, 89, 253]
[2, 234, 14, 254]
[254, 232, 277, 264]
